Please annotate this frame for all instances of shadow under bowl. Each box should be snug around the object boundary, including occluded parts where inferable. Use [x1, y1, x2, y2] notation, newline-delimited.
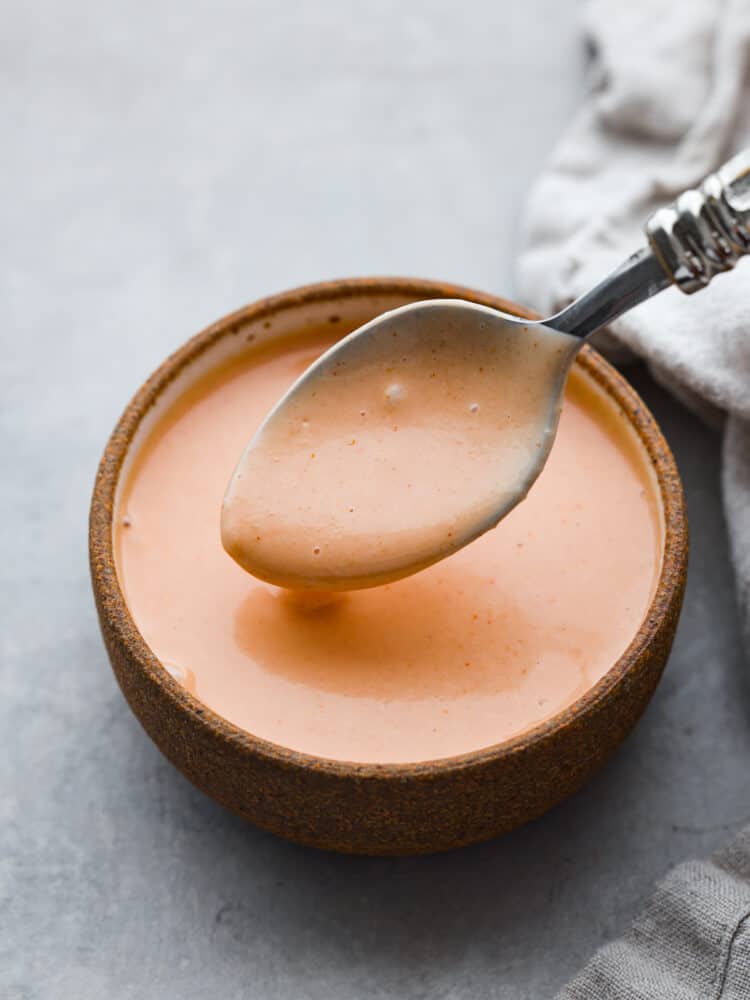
[89, 277, 688, 855]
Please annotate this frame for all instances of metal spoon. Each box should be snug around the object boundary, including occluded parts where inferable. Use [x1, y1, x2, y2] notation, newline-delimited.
[223, 150, 750, 591]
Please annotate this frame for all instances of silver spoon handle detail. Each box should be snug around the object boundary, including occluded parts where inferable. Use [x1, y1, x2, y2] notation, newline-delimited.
[646, 150, 750, 293]
[550, 149, 750, 340]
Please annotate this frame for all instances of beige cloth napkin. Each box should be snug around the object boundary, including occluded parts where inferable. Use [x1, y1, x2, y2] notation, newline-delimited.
[517, 0, 750, 995]
[519, 0, 750, 646]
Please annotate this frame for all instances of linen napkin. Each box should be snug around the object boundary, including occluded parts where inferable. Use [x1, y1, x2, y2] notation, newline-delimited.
[517, 0, 750, 995]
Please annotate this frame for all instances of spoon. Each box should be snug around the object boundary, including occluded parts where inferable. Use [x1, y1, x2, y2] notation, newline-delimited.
[222, 150, 750, 592]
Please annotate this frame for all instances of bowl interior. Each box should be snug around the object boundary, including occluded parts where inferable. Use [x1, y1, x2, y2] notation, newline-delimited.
[109, 281, 675, 771]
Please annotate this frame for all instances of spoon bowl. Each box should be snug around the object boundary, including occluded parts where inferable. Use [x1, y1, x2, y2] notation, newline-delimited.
[222, 300, 578, 591]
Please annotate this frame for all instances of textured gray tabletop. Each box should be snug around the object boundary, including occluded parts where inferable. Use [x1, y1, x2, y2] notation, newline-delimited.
[3, 2, 750, 998]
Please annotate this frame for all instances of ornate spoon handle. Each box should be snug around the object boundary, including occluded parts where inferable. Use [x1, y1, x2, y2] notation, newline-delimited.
[647, 150, 750, 292]
[550, 149, 750, 340]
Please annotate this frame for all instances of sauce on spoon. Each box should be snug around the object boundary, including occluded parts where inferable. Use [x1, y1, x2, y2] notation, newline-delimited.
[222, 305, 577, 590]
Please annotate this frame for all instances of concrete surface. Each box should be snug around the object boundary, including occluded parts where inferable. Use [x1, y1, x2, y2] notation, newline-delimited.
[2, 2, 749, 998]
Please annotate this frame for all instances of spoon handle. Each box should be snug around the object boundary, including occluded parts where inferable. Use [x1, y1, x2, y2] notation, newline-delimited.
[550, 149, 750, 340]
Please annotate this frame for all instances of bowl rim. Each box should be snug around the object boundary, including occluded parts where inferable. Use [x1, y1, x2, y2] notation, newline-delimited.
[90, 276, 688, 779]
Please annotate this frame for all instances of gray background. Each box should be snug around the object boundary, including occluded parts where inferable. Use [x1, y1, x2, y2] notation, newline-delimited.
[3, 2, 749, 998]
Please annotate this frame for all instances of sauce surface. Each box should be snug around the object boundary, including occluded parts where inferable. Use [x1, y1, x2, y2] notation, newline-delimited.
[222, 305, 576, 589]
[116, 329, 662, 763]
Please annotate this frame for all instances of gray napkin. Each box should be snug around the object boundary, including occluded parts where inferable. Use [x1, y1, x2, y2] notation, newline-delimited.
[557, 827, 750, 998]
[517, 0, 750, 995]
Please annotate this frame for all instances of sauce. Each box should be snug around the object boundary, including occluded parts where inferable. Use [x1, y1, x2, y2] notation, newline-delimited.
[116, 329, 661, 764]
[222, 306, 577, 589]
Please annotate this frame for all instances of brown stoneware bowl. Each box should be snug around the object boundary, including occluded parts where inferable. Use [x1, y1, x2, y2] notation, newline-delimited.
[90, 277, 688, 855]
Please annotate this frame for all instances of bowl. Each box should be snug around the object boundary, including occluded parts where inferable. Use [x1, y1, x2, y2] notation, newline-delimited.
[90, 277, 688, 855]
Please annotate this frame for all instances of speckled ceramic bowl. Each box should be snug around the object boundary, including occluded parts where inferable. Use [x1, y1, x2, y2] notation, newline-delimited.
[90, 278, 688, 855]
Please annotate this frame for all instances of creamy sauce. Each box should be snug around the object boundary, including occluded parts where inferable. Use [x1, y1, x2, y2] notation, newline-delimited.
[116, 328, 661, 764]
[222, 305, 577, 589]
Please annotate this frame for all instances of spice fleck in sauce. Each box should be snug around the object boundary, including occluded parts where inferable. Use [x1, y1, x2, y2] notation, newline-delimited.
[116, 329, 661, 763]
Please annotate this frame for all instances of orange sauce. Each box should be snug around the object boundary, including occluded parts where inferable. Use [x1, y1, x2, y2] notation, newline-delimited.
[116, 330, 661, 763]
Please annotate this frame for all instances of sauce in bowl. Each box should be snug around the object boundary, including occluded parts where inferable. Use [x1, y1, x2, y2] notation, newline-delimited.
[115, 326, 661, 764]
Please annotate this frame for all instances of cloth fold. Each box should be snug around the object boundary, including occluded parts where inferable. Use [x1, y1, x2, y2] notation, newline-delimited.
[556, 829, 750, 1000]
[517, 0, 750, 995]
